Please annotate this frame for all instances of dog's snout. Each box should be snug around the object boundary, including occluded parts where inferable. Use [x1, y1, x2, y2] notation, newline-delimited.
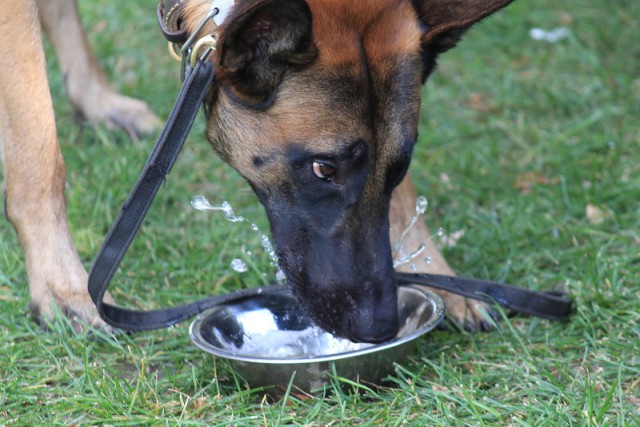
[345, 312, 399, 343]
[335, 278, 400, 343]
[290, 274, 400, 344]
[332, 281, 399, 343]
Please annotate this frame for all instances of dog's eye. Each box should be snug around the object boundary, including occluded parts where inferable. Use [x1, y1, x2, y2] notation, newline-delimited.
[312, 161, 336, 180]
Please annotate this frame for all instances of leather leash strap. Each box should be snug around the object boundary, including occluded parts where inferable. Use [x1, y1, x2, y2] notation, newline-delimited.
[396, 273, 572, 321]
[87, 58, 234, 331]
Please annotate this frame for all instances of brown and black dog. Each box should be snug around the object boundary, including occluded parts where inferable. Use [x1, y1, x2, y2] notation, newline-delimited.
[1, 0, 512, 342]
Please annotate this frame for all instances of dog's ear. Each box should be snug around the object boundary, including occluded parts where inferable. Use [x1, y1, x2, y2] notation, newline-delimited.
[215, 0, 317, 106]
[411, 0, 513, 75]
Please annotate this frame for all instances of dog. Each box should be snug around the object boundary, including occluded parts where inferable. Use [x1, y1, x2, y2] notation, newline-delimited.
[1, 0, 512, 342]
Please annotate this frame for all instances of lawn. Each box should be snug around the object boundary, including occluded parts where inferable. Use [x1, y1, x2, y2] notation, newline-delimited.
[1, 0, 638, 425]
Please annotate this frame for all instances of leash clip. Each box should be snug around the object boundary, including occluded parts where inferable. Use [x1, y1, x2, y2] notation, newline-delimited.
[176, 0, 227, 80]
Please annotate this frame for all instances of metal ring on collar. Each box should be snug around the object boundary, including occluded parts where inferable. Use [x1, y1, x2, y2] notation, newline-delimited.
[168, 41, 182, 62]
[190, 34, 218, 67]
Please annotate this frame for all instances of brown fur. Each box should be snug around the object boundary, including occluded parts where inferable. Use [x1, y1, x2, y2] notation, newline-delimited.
[1, 0, 512, 339]
[180, 0, 513, 340]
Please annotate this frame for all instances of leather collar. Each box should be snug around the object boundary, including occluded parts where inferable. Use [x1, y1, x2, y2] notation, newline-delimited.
[157, 0, 189, 44]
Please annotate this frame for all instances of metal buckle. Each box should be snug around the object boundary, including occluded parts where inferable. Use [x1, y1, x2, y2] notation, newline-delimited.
[178, 1, 221, 80]
[190, 35, 218, 68]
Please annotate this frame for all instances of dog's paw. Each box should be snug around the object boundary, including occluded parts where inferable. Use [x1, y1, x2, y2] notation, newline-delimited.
[29, 289, 115, 334]
[101, 93, 162, 139]
[438, 292, 499, 331]
[73, 89, 162, 139]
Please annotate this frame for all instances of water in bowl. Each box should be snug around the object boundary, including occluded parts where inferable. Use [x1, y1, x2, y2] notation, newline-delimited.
[212, 308, 372, 358]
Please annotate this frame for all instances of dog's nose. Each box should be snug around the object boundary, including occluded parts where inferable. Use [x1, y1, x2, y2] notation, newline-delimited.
[346, 314, 398, 344]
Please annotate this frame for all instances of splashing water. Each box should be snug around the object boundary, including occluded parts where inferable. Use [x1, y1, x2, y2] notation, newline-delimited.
[394, 196, 428, 255]
[230, 258, 248, 273]
[261, 234, 287, 282]
[221, 310, 372, 358]
[392, 195, 445, 269]
[260, 235, 278, 264]
[191, 195, 245, 223]
[191, 195, 285, 280]
[393, 243, 426, 268]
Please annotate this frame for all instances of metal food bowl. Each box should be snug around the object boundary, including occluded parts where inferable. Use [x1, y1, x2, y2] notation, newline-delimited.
[189, 285, 445, 392]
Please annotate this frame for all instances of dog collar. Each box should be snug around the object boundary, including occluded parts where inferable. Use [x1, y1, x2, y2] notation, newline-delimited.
[158, 0, 236, 79]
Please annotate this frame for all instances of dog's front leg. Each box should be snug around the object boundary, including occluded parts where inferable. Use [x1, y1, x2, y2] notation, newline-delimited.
[37, 0, 160, 139]
[0, 0, 110, 330]
[390, 175, 494, 330]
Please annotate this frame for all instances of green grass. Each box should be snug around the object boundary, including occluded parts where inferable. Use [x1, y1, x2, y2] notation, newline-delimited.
[1, 0, 639, 425]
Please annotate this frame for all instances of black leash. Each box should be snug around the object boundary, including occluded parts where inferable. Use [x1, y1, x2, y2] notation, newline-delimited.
[396, 273, 572, 321]
[87, 57, 572, 333]
[86, 58, 247, 331]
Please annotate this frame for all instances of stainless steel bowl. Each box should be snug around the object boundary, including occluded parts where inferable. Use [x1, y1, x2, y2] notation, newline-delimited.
[190, 285, 444, 392]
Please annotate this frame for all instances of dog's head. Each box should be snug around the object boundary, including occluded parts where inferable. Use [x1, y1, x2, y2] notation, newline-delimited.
[182, 0, 512, 342]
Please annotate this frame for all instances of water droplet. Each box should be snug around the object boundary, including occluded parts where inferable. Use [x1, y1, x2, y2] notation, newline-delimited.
[424, 256, 432, 264]
[193, 194, 285, 282]
[220, 201, 245, 222]
[393, 243, 426, 268]
[411, 264, 417, 271]
[261, 234, 280, 265]
[276, 270, 286, 282]
[190, 195, 245, 222]
[415, 196, 428, 214]
[393, 195, 429, 256]
[190, 195, 211, 211]
[437, 227, 445, 237]
[230, 258, 247, 273]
